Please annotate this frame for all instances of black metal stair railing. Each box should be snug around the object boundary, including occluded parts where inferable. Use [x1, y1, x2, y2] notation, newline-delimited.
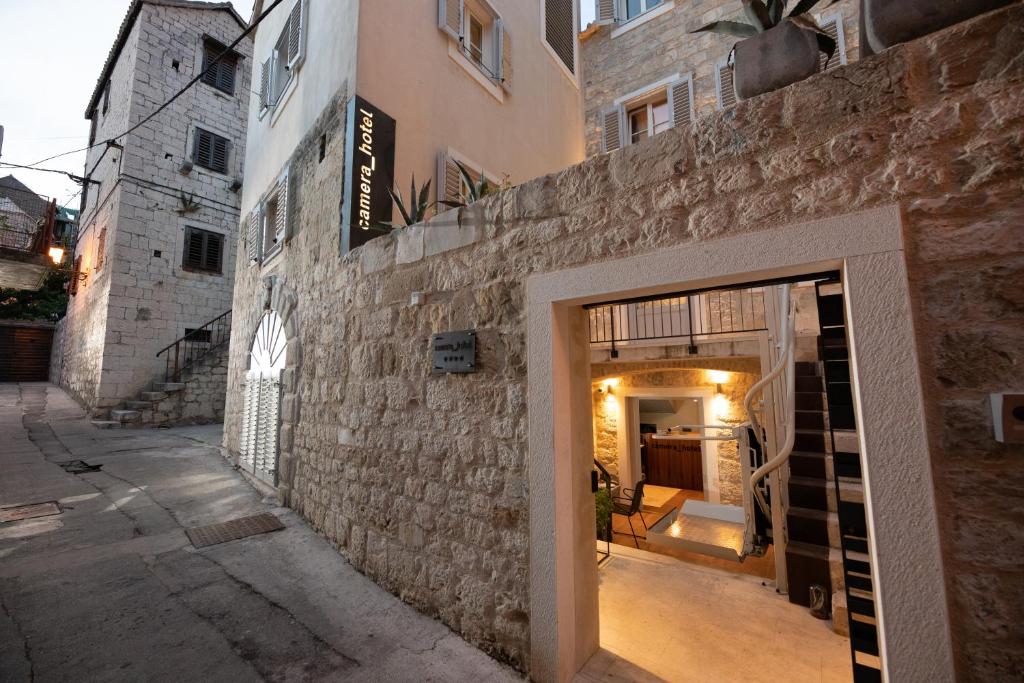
[156, 309, 232, 383]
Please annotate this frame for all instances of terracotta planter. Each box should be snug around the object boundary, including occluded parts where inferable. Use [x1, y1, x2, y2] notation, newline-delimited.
[733, 19, 821, 102]
[863, 0, 1014, 53]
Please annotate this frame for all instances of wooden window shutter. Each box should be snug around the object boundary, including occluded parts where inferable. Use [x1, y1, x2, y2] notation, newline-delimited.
[184, 228, 202, 268]
[597, 0, 617, 24]
[545, 0, 576, 75]
[254, 374, 281, 478]
[240, 378, 260, 470]
[668, 77, 693, 130]
[438, 0, 463, 40]
[717, 61, 736, 110]
[95, 227, 107, 271]
[437, 152, 463, 206]
[247, 208, 262, 264]
[818, 16, 845, 72]
[211, 135, 229, 174]
[260, 58, 271, 109]
[206, 232, 223, 272]
[497, 22, 512, 91]
[69, 256, 83, 295]
[601, 107, 623, 153]
[287, 0, 305, 68]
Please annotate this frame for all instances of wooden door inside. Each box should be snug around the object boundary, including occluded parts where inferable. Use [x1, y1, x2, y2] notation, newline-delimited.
[643, 434, 703, 491]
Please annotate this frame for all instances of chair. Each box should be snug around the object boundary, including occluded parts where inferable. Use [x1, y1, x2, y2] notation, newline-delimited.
[612, 480, 647, 548]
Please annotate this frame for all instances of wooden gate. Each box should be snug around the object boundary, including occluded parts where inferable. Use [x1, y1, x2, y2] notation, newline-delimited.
[0, 322, 53, 382]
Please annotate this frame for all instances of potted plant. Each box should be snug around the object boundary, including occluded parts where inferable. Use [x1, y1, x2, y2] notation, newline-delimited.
[862, 0, 1013, 54]
[694, 0, 839, 102]
[380, 176, 433, 230]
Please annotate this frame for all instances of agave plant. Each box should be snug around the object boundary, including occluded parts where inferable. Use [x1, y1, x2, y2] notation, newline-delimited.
[694, 0, 839, 61]
[382, 176, 433, 229]
[438, 160, 498, 210]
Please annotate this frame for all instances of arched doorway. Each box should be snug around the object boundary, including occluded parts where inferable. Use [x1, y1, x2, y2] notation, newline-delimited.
[239, 311, 286, 485]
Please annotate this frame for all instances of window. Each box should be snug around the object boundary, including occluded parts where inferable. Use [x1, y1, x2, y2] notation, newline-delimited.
[544, 0, 576, 75]
[201, 38, 238, 95]
[437, 151, 499, 206]
[193, 127, 230, 174]
[88, 112, 97, 145]
[438, 0, 510, 89]
[627, 96, 670, 144]
[625, 0, 662, 20]
[183, 328, 213, 344]
[602, 75, 692, 153]
[95, 227, 107, 271]
[182, 226, 224, 273]
[259, 0, 306, 113]
[247, 170, 289, 265]
[102, 80, 111, 115]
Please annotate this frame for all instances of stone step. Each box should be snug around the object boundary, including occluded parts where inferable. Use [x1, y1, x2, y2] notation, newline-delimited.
[110, 409, 141, 422]
[126, 400, 153, 410]
[154, 382, 186, 393]
[91, 420, 123, 430]
[831, 590, 850, 637]
[140, 391, 168, 402]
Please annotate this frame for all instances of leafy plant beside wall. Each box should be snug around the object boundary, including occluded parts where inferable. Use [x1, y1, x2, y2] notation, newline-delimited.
[439, 161, 500, 210]
[381, 176, 433, 230]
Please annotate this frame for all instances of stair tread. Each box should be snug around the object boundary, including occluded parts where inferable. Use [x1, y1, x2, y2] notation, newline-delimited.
[788, 506, 829, 520]
[789, 475, 829, 488]
[786, 540, 831, 559]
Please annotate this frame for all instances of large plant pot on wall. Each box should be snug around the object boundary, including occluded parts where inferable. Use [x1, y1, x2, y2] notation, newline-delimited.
[863, 0, 1014, 53]
[733, 19, 821, 102]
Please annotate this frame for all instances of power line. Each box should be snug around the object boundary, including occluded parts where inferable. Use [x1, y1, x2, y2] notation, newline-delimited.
[0, 161, 93, 184]
[26, 0, 286, 169]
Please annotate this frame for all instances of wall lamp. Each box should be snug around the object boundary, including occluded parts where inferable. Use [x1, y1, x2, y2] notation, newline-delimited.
[47, 246, 65, 265]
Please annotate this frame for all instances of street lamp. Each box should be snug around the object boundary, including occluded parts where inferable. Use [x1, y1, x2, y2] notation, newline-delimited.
[48, 246, 65, 265]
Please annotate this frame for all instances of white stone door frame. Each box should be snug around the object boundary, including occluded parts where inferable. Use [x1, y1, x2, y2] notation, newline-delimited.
[525, 205, 954, 682]
[613, 386, 719, 502]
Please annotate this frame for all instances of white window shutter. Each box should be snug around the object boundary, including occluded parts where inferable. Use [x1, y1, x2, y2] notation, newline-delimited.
[287, 0, 306, 69]
[716, 60, 736, 110]
[596, 0, 617, 24]
[239, 377, 259, 470]
[254, 374, 281, 480]
[275, 172, 289, 245]
[818, 15, 846, 72]
[247, 207, 262, 264]
[438, 0, 463, 40]
[668, 76, 694, 130]
[601, 106, 624, 153]
[260, 58, 271, 109]
[497, 21, 512, 91]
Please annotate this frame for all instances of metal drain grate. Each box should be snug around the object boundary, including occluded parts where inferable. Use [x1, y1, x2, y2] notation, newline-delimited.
[0, 502, 62, 523]
[186, 513, 285, 548]
[59, 460, 103, 474]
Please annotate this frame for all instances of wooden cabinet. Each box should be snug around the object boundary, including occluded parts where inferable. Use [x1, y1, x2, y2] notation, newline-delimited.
[643, 435, 703, 491]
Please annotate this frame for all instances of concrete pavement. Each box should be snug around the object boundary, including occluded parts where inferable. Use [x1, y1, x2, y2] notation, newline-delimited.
[0, 383, 521, 682]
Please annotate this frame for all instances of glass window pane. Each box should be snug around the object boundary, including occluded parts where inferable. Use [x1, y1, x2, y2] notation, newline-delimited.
[629, 107, 648, 144]
[469, 15, 484, 64]
[652, 99, 671, 135]
[647, 0, 663, 9]
[627, 0, 642, 19]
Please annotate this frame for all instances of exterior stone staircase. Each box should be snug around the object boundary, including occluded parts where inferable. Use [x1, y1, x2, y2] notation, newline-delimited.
[91, 382, 187, 429]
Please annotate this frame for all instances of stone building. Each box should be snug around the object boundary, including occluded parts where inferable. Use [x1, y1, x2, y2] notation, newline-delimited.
[580, 0, 860, 157]
[222, 3, 1022, 683]
[52, 0, 251, 424]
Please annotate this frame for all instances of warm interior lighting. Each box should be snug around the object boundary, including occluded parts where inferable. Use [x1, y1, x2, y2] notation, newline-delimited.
[708, 370, 730, 385]
[711, 394, 730, 422]
[48, 246, 65, 265]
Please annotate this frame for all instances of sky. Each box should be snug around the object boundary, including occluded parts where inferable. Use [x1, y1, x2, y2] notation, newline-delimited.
[0, 0, 589, 207]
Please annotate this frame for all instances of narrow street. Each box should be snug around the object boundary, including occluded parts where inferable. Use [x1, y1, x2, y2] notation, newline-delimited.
[0, 383, 520, 683]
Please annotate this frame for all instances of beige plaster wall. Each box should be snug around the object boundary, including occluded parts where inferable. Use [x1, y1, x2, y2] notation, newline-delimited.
[223, 7, 1024, 678]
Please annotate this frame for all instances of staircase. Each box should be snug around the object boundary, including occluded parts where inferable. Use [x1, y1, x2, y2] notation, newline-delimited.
[92, 310, 232, 429]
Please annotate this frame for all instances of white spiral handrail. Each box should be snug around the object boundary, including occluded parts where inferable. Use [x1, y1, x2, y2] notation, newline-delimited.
[742, 284, 797, 517]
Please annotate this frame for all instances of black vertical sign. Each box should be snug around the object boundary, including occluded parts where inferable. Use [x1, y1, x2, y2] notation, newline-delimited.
[341, 95, 396, 253]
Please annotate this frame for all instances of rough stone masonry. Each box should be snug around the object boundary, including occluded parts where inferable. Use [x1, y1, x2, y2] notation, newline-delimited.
[223, 7, 1024, 679]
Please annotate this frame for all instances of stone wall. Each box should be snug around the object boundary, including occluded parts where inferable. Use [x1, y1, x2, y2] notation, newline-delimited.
[224, 7, 1024, 679]
[580, 0, 860, 157]
[58, 4, 250, 413]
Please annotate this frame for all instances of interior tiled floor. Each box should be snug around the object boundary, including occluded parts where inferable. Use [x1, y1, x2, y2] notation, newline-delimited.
[579, 545, 852, 683]
[609, 489, 775, 579]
